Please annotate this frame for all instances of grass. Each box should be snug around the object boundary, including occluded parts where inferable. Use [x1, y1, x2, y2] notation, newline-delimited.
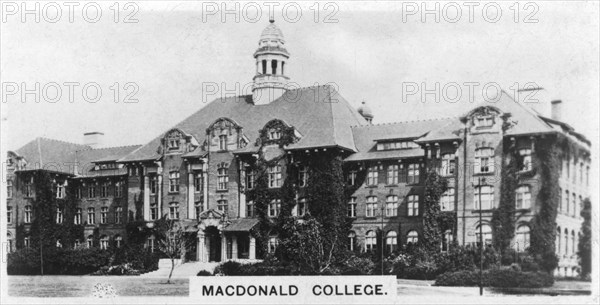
[7, 276, 189, 297]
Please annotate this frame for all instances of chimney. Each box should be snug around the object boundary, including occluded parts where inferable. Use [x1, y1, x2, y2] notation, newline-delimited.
[84, 132, 104, 149]
[551, 100, 562, 121]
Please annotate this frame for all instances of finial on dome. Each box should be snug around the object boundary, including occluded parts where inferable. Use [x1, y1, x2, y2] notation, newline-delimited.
[357, 100, 374, 124]
[269, 17, 275, 23]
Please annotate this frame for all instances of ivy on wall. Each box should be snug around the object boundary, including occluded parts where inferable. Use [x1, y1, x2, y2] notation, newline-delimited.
[578, 197, 592, 278]
[421, 170, 449, 252]
[492, 142, 518, 253]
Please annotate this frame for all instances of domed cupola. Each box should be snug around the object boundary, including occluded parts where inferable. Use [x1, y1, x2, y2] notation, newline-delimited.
[252, 19, 290, 105]
[358, 101, 374, 124]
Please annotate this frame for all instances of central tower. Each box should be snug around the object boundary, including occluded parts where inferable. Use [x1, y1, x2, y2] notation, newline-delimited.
[252, 19, 290, 105]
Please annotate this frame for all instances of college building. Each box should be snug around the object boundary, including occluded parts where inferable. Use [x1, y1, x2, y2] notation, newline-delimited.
[5, 20, 590, 277]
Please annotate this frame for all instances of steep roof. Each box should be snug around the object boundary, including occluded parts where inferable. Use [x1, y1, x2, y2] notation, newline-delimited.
[347, 118, 454, 161]
[119, 85, 367, 162]
[75, 145, 141, 177]
[12, 137, 140, 176]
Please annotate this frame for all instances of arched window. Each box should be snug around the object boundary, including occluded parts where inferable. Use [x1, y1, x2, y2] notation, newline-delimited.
[565, 190, 570, 214]
[474, 186, 494, 210]
[406, 230, 419, 244]
[440, 188, 455, 211]
[386, 231, 397, 253]
[281, 61, 285, 75]
[386, 195, 398, 217]
[515, 225, 530, 252]
[365, 231, 377, 252]
[100, 235, 109, 250]
[515, 186, 531, 209]
[87, 235, 94, 248]
[475, 224, 492, 246]
[115, 235, 123, 248]
[556, 227, 561, 254]
[348, 231, 356, 251]
[56, 207, 63, 224]
[271, 60, 277, 74]
[564, 228, 569, 255]
[571, 230, 576, 255]
[268, 237, 278, 253]
[24, 236, 30, 248]
[262, 60, 267, 74]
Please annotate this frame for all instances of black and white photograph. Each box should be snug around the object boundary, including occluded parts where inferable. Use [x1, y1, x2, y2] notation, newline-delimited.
[0, 1, 598, 303]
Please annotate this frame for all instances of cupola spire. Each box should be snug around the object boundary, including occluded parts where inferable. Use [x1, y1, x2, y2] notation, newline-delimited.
[252, 20, 290, 105]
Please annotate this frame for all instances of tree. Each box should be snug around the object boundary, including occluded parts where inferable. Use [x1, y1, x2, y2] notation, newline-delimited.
[155, 218, 192, 284]
[578, 198, 592, 278]
[422, 170, 448, 253]
[28, 171, 57, 275]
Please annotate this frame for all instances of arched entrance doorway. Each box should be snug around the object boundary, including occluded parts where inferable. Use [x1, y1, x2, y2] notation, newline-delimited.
[205, 226, 221, 262]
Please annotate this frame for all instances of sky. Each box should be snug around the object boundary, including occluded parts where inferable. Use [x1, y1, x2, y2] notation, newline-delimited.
[1, 1, 598, 153]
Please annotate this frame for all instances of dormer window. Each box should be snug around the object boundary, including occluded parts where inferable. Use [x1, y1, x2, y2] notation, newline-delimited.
[219, 135, 228, 151]
[168, 138, 179, 150]
[376, 140, 418, 151]
[475, 116, 494, 128]
[268, 129, 281, 140]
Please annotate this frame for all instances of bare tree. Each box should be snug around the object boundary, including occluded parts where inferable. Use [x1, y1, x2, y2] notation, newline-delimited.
[156, 219, 191, 284]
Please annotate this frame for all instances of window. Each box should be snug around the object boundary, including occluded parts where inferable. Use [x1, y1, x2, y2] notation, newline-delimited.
[475, 224, 493, 246]
[474, 185, 494, 210]
[217, 167, 228, 190]
[367, 166, 378, 186]
[571, 230, 576, 255]
[268, 129, 281, 140]
[87, 235, 94, 248]
[558, 187, 563, 212]
[74, 208, 82, 225]
[75, 187, 81, 199]
[386, 231, 397, 253]
[268, 237, 278, 253]
[387, 165, 399, 185]
[564, 228, 569, 255]
[87, 208, 95, 224]
[261, 59, 267, 74]
[114, 182, 123, 198]
[442, 230, 453, 252]
[169, 172, 180, 193]
[386, 195, 398, 217]
[88, 185, 96, 198]
[115, 235, 122, 248]
[24, 236, 30, 248]
[150, 204, 158, 220]
[441, 153, 456, 176]
[194, 173, 203, 193]
[571, 193, 577, 216]
[407, 163, 420, 184]
[150, 176, 158, 195]
[440, 188, 455, 211]
[366, 196, 377, 217]
[219, 134, 228, 151]
[348, 231, 356, 251]
[347, 197, 357, 218]
[56, 239, 62, 248]
[195, 204, 203, 219]
[100, 207, 108, 224]
[115, 206, 123, 224]
[169, 202, 179, 219]
[564, 190, 570, 214]
[348, 171, 357, 186]
[475, 116, 493, 127]
[268, 165, 282, 188]
[519, 149, 532, 172]
[246, 169, 255, 190]
[406, 230, 419, 244]
[56, 207, 63, 224]
[268, 199, 281, 218]
[298, 166, 308, 187]
[100, 235, 109, 250]
[7, 205, 12, 223]
[168, 137, 179, 150]
[100, 182, 109, 198]
[147, 236, 155, 252]
[407, 195, 419, 216]
[515, 186, 531, 209]
[515, 225, 530, 252]
[296, 198, 307, 217]
[271, 59, 277, 74]
[217, 199, 228, 214]
[365, 231, 377, 252]
[25, 179, 33, 197]
[7, 179, 13, 198]
[246, 200, 254, 218]
[475, 148, 495, 173]
[24, 205, 32, 223]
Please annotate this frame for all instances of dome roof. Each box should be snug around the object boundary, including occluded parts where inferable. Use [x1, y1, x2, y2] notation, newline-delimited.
[357, 101, 374, 119]
[260, 20, 285, 42]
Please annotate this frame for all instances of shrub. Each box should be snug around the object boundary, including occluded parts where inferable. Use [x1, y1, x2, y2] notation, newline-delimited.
[213, 261, 245, 276]
[435, 269, 554, 288]
[212, 261, 295, 276]
[197, 270, 212, 276]
[340, 255, 376, 275]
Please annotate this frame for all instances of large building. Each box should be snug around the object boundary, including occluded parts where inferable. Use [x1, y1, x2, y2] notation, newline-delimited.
[5, 21, 590, 277]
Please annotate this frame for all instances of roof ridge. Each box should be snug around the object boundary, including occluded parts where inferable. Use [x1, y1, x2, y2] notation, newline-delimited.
[351, 116, 458, 128]
[36, 136, 89, 147]
[78, 144, 142, 152]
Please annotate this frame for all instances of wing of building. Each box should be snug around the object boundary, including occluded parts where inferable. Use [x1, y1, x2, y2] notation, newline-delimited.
[5, 20, 591, 277]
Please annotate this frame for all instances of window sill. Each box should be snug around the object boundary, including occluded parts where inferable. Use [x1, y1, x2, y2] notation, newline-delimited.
[216, 189, 228, 193]
[365, 185, 378, 188]
[168, 192, 180, 194]
[364, 217, 377, 219]
[384, 184, 398, 187]
[473, 172, 494, 176]
[471, 209, 495, 213]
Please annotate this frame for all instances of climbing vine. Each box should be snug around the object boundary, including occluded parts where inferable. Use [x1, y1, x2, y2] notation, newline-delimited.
[492, 142, 518, 253]
[421, 170, 449, 252]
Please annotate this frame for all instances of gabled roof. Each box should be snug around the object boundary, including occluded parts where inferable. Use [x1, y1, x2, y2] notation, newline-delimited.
[347, 118, 453, 161]
[75, 145, 141, 177]
[12, 137, 140, 176]
[119, 85, 367, 162]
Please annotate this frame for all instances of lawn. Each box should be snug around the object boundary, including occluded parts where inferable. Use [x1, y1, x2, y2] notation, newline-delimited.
[7, 276, 189, 297]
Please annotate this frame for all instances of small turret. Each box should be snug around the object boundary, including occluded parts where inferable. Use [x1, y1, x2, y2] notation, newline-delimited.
[358, 101, 374, 124]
